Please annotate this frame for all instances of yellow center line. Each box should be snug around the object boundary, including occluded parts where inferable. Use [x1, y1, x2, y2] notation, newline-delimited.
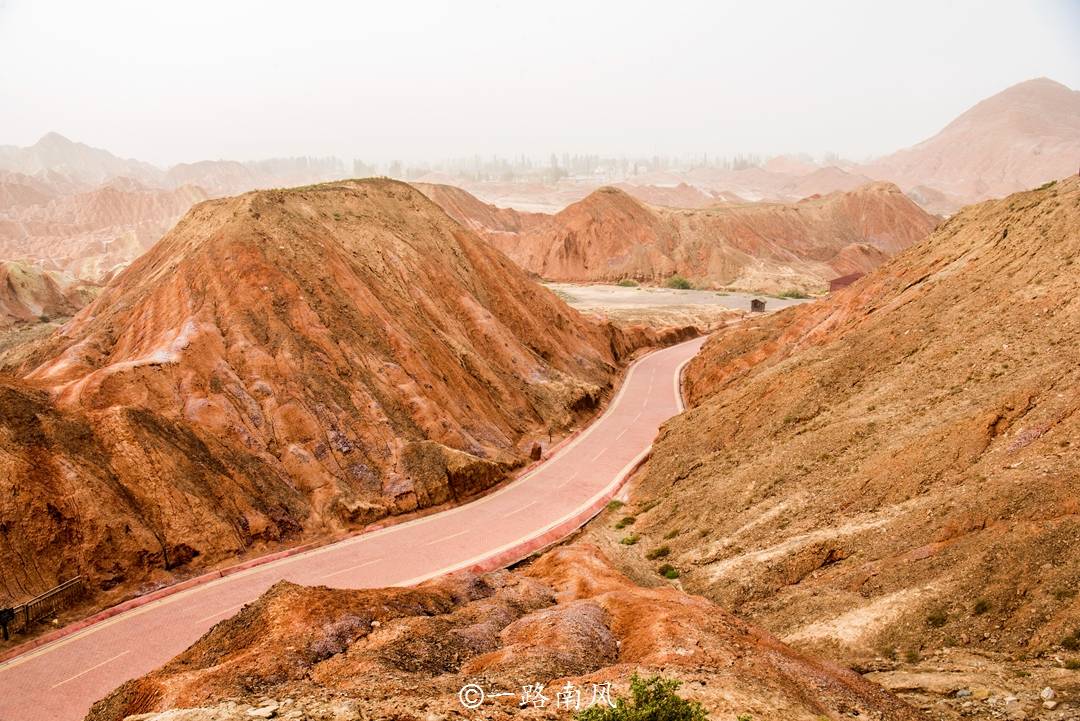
[50, 650, 130, 689]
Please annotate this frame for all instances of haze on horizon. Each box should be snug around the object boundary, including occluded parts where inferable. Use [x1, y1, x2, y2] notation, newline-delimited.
[1, 0, 1078, 167]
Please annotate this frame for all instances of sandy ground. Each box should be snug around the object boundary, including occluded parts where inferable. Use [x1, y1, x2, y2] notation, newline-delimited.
[547, 282, 812, 329]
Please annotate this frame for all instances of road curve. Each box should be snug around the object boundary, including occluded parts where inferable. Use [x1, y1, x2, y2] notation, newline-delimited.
[0, 335, 706, 721]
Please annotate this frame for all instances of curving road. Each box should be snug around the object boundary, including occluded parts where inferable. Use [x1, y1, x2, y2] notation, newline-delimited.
[0, 335, 706, 721]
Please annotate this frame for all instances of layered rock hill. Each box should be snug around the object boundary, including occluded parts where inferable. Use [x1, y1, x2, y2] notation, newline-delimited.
[0, 260, 98, 327]
[0, 179, 662, 604]
[424, 182, 938, 294]
[862, 78, 1080, 211]
[88, 544, 919, 721]
[0, 180, 209, 280]
[621, 177, 1080, 664]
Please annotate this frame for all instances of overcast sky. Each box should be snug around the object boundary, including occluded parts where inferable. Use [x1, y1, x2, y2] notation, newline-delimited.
[1, 0, 1077, 166]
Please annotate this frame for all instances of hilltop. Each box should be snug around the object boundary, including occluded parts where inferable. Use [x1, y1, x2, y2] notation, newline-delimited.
[863, 78, 1080, 207]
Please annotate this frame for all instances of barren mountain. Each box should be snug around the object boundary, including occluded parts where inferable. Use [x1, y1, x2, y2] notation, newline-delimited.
[0, 179, 667, 605]
[0, 133, 162, 187]
[0, 260, 97, 327]
[429, 182, 938, 293]
[0, 180, 209, 280]
[863, 78, 1080, 209]
[619, 177, 1080, 667]
[88, 544, 919, 721]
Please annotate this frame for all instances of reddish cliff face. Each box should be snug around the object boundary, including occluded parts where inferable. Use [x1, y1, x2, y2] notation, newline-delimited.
[623, 177, 1080, 662]
[427, 182, 938, 293]
[0, 179, 654, 603]
[87, 544, 919, 721]
[863, 78, 1080, 208]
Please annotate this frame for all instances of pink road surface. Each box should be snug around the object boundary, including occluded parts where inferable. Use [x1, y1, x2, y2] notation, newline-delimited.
[0, 335, 705, 721]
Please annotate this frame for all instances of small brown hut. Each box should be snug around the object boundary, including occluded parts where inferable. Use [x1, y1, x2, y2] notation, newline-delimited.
[750, 298, 766, 313]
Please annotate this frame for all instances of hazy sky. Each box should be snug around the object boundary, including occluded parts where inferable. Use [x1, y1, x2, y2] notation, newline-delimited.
[1, 0, 1077, 166]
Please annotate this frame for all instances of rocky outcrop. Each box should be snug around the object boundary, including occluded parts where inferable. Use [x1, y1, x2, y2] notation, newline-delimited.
[87, 544, 920, 721]
[620, 177, 1080, 663]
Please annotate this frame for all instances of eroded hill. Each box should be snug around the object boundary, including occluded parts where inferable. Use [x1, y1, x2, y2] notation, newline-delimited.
[87, 544, 920, 721]
[421, 182, 938, 294]
[0, 179, 671, 605]
[616, 178, 1079, 668]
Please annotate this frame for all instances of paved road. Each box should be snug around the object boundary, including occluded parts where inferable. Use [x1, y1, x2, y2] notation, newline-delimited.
[0, 336, 706, 721]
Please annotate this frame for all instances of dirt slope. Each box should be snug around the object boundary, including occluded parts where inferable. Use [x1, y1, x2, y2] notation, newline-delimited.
[863, 78, 1080, 208]
[621, 177, 1080, 664]
[87, 544, 920, 721]
[0, 179, 661, 605]
[431, 182, 937, 293]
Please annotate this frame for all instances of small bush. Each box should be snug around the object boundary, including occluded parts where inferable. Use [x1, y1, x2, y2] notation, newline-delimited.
[646, 545, 671, 561]
[663, 529, 680, 540]
[658, 564, 680, 579]
[1065, 659, 1080, 670]
[617, 278, 639, 287]
[614, 516, 637, 530]
[620, 534, 640, 546]
[777, 289, 810, 299]
[305, 615, 369, 663]
[574, 674, 707, 721]
[1037, 179, 1057, 191]
[665, 275, 692, 290]
[973, 599, 991, 615]
[904, 648, 921, 664]
[926, 609, 948, 628]
[1062, 635, 1080, 651]
[606, 500, 625, 512]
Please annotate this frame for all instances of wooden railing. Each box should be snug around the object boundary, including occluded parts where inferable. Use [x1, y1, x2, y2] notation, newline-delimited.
[1, 576, 85, 638]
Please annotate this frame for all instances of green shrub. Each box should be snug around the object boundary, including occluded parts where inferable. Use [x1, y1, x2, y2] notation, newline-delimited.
[620, 534, 640, 546]
[665, 275, 692, 290]
[904, 648, 921, 664]
[926, 609, 948, 628]
[973, 599, 991, 615]
[606, 500, 625, 512]
[658, 564, 680, 579]
[615, 516, 637, 530]
[1066, 659, 1080, 670]
[777, 289, 810, 299]
[617, 278, 639, 287]
[575, 674, 707, 721]
[646, 545, 671, 560]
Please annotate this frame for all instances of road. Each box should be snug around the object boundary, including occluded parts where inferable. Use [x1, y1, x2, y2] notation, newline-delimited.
[0, 335, 706, 721]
